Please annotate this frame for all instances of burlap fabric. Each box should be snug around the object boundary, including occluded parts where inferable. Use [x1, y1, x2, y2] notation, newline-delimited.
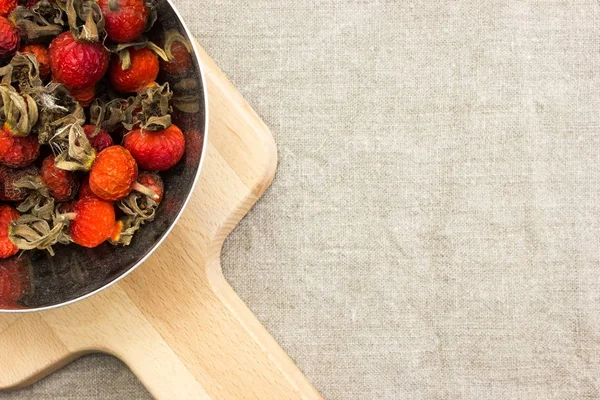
[5, 1, 600, 398]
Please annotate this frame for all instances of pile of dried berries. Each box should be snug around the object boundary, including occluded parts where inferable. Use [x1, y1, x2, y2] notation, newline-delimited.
[0, 0, 196, 258]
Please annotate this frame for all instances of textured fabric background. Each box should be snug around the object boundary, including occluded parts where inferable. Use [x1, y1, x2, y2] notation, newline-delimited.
[5, 0, 600, 399]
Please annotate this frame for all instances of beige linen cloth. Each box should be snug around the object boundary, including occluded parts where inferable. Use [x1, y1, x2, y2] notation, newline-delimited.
[4, 0, 600, 399]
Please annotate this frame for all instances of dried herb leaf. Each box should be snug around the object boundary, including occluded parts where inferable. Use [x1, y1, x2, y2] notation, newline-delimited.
[122, 82, 173, 131]
[0, 84, 39, 137]
[109, 217, 142, 246]
[9, 208, 74, 256]
[10, 3, 64, 43]
[90, 97, 128, 132]
[51, 123, 96, 171]
[56, 0, 105, 42]
[107, 39, 169, 70]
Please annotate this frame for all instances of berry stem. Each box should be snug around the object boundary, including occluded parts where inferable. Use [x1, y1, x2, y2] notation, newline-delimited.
[109, 216, 142, 246]
[59, 212, 77, 221]
[131, 181, 159, 201]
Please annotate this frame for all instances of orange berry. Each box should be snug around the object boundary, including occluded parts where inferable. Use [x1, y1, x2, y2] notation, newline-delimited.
[89, 146, 138, 201]
[109, 48, 159, 93]
[70, 198, 115, 248]
[124, 125, 185, 171]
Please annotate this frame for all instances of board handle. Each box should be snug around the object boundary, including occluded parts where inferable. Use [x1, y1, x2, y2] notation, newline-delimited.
[108, 252, 323, 400]
[110, 324, 213, 400]
[32, 278, 321, 400]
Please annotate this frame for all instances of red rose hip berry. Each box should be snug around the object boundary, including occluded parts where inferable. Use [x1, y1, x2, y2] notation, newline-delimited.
[109, 47, 159, 93]
[83, 125, 114, 153]
[89, 146, 138, 201]
[49, 32, 109, 90]
[137, 171, 164, 203]
[124, 124, 185, 171]
[78, 175, 97, 200]
[0, 164, 39, 201]
[0, 0, 17, 17]
[0, 258, 28, 308]
[40, 155, 79, 202]
[68, 85, 96, 107]
[70, 198, 115, 248]
[0, 205, 19, 258]
[160, 41, 192, 76]
[98, 0, 149, 43]
[0, 16, 20, 58]
[0, 129, 40, 168]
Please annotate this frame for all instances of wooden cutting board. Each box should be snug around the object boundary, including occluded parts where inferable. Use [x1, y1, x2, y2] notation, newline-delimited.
[0, 44, 323, 400]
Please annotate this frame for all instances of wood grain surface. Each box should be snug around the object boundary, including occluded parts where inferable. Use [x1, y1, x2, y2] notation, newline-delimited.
[0, 44, 322, 400]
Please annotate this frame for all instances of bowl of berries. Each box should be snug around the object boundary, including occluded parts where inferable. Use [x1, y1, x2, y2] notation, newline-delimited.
[0, 0, 207, 311]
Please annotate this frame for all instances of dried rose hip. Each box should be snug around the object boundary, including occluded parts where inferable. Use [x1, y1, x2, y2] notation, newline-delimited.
[136, 171, 164, 203]
[50, 32, 109, 90]
[78, 175, 97, 200]
[68, 85, 96, 107]
[98, 0, 149, 43]
[20, 44, 51, 80]
[40, 155, 79, 202]
[89, 145, 138, 201]
[70, 198, 115, 248]
[0, 129, 40, 168]
[0, 164, 38, 201]
[124, 124, 185, 171]
[0, 257, 28, 309]
[0, 0, 17, 17]
[0, 204, 19, 258]
[109, 48, 159, 93]
[161, 41, 192, 76]
[0, 16, 20, 58]
[83, 125, 114, 153]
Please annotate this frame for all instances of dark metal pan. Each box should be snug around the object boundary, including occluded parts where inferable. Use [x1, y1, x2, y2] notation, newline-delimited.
[0, 0, 208, 312]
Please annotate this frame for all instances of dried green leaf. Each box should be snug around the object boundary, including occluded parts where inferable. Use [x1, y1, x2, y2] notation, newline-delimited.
[0, 84, 39, 136]
[109, 217, 142, 246]
[56, 0, 105, 42]
[10, 3, 64, 43]
[90, 97, 128, 132]
[51, 123, 96, 171]
[9, 207, 74, 256]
